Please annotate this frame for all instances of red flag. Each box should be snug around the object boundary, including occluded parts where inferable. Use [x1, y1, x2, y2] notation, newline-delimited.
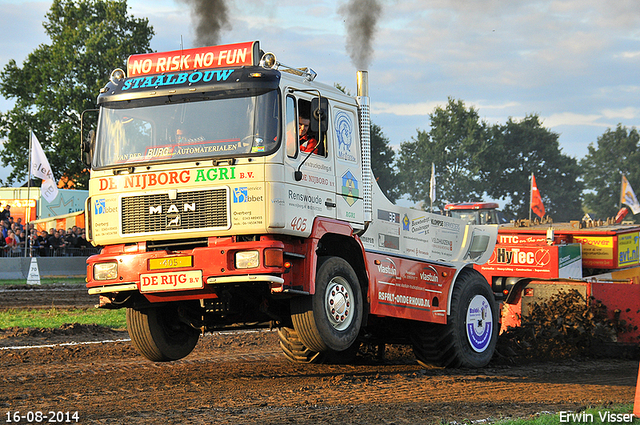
[531, 174, 545, 218]
[615, 207, 629, 224]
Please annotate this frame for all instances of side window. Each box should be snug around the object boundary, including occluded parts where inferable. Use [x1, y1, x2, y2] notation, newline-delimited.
[285, 95, 297, 158]
[298, 98, 327, 157]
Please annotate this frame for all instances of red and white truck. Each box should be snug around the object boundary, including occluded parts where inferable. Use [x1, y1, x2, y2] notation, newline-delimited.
[81, 41, 498, 367]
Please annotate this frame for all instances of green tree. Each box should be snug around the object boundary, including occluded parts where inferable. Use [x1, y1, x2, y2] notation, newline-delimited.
[481, 115, 583, 221]
[0, 0, 154, 188]
[370, 123, 400, 202]
[581, 124, 640, 221]
[397, 98, 487, 210]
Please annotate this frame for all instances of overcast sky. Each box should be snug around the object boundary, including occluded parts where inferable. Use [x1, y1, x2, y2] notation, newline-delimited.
[1, 0, 639, 186]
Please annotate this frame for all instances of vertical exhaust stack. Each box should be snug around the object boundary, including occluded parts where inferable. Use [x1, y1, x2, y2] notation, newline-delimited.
[357, 70, 372, 224]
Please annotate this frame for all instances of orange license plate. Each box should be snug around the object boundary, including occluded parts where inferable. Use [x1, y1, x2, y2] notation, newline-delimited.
[148, 256, 193, 270]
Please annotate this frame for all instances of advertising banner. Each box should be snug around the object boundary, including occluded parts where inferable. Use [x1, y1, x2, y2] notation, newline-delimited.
[0, 199, 37, 223]
[617, 232, 639, 268]
[573, 235, 615, 268]
[558, 244, 583, 278]
[478, 244, 560, 279]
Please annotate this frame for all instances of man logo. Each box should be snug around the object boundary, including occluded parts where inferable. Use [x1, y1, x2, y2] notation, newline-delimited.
[233, 187, 248, 203]
[148, 203, 196, 215]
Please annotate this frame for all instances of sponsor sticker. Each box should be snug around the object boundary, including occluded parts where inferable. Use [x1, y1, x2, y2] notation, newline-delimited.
[335, 111, 356, 163]
[341, 170, 359, 206]
[466, 295, 493, 352]
[95, 199, 106, 215]
[233, 187, 264, 203]
[94, 198, 117, 215]
[411, 216, 430, 234]
[233, 187, 248, 203]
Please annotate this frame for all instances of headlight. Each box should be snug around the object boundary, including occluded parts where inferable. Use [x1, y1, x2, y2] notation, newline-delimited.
[94, 262, 118, 280]
[235, 251, 259, 269]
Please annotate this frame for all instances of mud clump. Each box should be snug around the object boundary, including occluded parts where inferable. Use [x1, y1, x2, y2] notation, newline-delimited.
[496, 289, 638, 361]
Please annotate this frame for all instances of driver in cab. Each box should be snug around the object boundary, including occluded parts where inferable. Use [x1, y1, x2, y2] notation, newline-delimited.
[299, 116, 318, 153]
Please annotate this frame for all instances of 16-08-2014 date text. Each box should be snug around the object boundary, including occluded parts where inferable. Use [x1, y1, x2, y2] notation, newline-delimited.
[5, 411, 79, 423]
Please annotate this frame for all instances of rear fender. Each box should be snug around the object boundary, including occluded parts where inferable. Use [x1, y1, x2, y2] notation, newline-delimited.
[446, 264, 492, 315]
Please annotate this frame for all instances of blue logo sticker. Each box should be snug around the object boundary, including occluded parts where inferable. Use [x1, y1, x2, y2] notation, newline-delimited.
[402, 214, 410, 231]
[233, 187, 248, 203]
[466, 296, 493, 352]
[95, 199, 106, 215]
[335, 111, 356, 162]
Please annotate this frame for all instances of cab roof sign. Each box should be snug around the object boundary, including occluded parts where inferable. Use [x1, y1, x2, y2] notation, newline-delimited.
[127, 41, 260, 78]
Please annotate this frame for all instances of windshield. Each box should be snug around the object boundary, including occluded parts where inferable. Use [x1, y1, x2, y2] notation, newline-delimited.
[450, 210, 500, 225]
[93, 90, 280, 168]
[450, 211, 480, 225]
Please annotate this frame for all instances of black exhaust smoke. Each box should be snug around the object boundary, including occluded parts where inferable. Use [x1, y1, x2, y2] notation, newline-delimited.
[340, 0, 383, 69]
[179, 0, 231, 47]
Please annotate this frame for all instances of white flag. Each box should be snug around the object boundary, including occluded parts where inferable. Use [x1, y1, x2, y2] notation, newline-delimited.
[621, 175, 640, 215]
[429, 163, 436, 203]
[31, 133, 59, 203]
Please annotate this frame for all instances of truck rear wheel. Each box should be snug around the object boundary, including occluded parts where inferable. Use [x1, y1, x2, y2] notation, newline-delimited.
[278, 326, 360, 364]
[126, 305, 200, 362]
[291, 256, 363, 353]
[411, 269, 497, 368]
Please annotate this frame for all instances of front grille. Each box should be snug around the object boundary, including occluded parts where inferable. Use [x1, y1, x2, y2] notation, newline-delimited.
[121, 189, 228, 235]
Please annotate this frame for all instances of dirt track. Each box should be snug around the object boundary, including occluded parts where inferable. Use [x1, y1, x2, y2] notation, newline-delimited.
[1, 285, 638, 424]
[0, 284, 95, 309]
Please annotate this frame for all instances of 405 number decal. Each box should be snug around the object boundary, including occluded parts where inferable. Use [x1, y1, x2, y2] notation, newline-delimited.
[290, 217, 308, 232]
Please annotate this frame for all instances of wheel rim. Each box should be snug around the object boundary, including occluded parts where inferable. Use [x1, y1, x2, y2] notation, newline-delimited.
[323, 276, 354, 332]
[465, 294, 493, 353]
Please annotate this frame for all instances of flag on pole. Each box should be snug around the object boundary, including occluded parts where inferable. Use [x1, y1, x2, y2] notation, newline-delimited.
[531, 174, 545, 218]
[429, 163, 436, 203]
[621, 175, 640, 214]
[30, 133, 59, 203]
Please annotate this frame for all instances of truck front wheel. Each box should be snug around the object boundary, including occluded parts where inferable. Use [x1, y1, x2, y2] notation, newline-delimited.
[291, 256, 363, 353]
[126, 305, 200, 362]
[278, 326, 324, 363]
[411, 269, 498, 368]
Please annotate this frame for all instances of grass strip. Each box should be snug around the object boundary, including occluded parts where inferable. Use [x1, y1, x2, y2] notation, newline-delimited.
[0, 307, 126, 329]
[0, 278, 87, 286]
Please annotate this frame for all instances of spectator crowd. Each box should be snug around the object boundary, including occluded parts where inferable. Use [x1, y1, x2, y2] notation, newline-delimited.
[0, 204, 97, 257]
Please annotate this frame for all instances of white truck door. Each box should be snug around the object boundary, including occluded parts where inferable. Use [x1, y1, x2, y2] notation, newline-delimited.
[282, 94, 337, 235]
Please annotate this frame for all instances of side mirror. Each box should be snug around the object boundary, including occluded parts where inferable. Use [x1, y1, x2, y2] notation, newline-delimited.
[81, 130, 95, 167]
[310, 97, 328, 133]
[80, 109, 98, 167]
